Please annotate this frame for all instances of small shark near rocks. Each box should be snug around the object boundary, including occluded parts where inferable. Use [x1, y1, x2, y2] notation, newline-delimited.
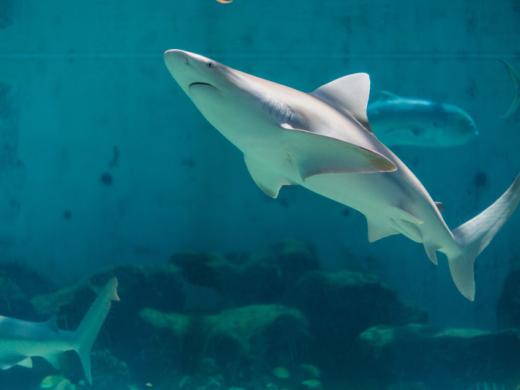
[0, 278, 119, 383]
[164, 49, 520, 301]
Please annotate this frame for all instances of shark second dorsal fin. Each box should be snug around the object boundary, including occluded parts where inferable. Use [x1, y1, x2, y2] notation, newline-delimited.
[281, 123, 396, 179]
[244, 155, 290, 198]
[311, 73, 371, 128]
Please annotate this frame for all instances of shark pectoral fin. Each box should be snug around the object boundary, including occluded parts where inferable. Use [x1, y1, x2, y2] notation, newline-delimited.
[244, 155, 289, 198]
[424, 243, 439, 265]
[281, 124, 397, 179]
[17, 357, 33, 368]
[311, 73, 371, 128]
[366, 219, 398, 243]
[45, 353, 62, 369]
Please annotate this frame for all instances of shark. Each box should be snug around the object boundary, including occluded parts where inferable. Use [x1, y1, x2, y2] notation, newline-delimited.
[0, 277, 119, 383]
[164, 49, 520, 301]
[367, 91, 478, 147]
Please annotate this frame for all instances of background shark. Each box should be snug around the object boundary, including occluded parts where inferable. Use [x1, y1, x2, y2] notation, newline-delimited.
[0, 277, 119, 384]
[367, 91, 478, 147]
[164, 49, 520, 302]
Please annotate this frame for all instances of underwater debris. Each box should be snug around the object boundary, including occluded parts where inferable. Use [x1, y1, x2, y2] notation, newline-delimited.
[40, 375, 76, 390]
[272, 366, 290, 379]
[473, 170, 488, 188]
[99, 172, 113, 186]
[109, 145, 120, 169]
[301, 379, 323, 389]
[63, 209, 72, 220]
[180, 158, 196, 168]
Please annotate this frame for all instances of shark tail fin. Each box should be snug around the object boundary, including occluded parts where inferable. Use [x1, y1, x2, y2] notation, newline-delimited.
[73, 277, 119, 384]
[447, 175, 520, 301]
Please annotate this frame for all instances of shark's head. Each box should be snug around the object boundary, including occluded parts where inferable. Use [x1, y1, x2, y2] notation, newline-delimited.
[430, 103, 478, 145]
[164, 49, 301, 148]
[164, 50, 258, 139]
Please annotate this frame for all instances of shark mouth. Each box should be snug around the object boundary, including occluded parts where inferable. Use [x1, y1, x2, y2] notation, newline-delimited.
[189, 81, 213, 88]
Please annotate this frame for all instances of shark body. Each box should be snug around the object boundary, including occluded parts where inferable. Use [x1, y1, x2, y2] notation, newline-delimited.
[367, 92, 477, 147]
[0, 278, 119, 383]
[164, 49, 520, 301]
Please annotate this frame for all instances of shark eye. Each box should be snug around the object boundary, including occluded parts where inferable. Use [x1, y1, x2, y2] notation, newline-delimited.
[207, 62, 213, 68]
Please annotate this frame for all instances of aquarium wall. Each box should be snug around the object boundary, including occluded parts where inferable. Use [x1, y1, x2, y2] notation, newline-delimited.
[0, 1, 519, 389]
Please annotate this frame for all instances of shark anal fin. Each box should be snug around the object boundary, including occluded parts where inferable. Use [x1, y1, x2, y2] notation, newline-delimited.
[17, 357, 33, 368]
[244, 155, 289, 198]
[311, 73, 371, 129]
[281, 124, 397, 179]
[367, 219, 398, 243]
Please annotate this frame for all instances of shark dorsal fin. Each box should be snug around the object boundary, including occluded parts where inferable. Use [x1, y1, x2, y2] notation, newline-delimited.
[311, 73, 371, 128]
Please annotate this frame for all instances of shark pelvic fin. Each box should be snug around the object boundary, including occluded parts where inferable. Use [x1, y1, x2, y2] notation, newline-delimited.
[244, 155, 290, 198]
[500, 60, 520, 119]
[424, 243, 439, 265]
[281, 123, 397, 179]
[311, 73, 371, 129]
[366, 219, 398, 243]
[16, 357, 33, 368]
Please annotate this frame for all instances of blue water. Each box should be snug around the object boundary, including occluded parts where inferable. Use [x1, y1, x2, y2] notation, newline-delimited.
[0, 1, 519, 389]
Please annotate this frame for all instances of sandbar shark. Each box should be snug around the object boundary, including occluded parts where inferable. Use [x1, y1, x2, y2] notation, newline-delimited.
[164, 49, 520, 301]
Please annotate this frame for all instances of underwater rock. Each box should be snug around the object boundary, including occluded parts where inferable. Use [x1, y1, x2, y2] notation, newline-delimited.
[140, 304, 311, 375]
[170, 240, 319, 305]
[359, 324, 520, 386]
[497, 270, 520, 329]
[288, 270, 426, 383]
[0, 262, 54, 319]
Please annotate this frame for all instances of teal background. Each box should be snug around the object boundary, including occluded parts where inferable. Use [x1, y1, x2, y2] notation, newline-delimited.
[0, 0, 519, 331]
